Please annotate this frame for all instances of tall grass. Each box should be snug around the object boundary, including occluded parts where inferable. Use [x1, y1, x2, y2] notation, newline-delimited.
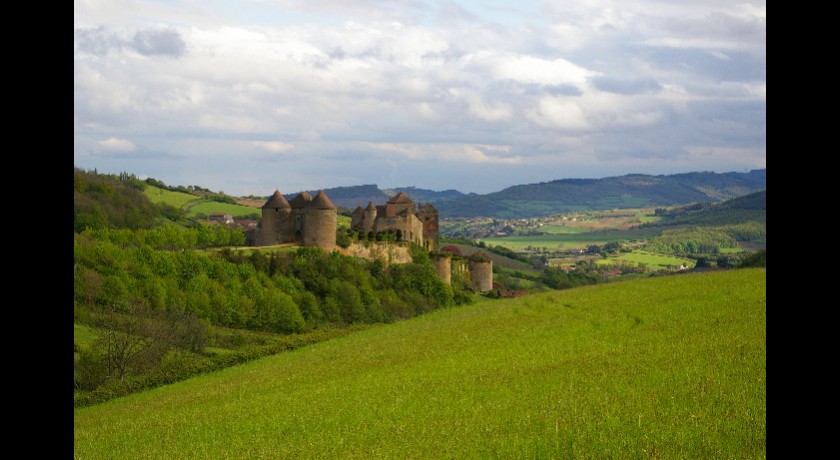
[74, 269, 765, 459]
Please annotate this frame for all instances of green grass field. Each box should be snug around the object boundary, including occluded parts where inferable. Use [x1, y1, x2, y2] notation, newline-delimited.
[186, 200, 260, 218]
[143, 185, 260, 218]
[74, 269, 765, 459]
[478, 227, 659, 251]
[142, 185, 198, 209]
[598, 250, 696, 271]
[533, 224, 591, 234]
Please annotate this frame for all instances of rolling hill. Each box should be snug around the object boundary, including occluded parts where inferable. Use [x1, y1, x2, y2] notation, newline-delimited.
[652, 190, 766, 227]
[274, 169, 765, 218]
[433, 169, 766, 218]
[74, 268, 766, 458]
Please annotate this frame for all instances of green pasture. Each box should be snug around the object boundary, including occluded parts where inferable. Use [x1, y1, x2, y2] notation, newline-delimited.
[479, 227, 660, 251]
[186, 201, 260, 218]
[142, 185, 199, 209]
[142, 185, 261, 218]
[536, 224, 591, 234]
[75, 268, 766, 459]
[598, 250, 696, 271]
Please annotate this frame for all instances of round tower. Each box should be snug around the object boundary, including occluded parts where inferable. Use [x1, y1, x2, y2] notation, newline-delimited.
[351, 205, 365, 232]
[468, 252, 493, 292]
[430, 253, 451, 285]
[289, 191, 312, 243]
[361, 201, 377, 233]
[303, 190, 337, 251]
[259, 190, 291, 245]
[418, 202, 440, 251]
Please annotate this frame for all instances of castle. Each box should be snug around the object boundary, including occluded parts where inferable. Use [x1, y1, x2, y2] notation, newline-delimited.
[254, 190, 338, 251]
[250, 189, 494, 291]
[350, 192, 439, 251]
[252, 189, 439, 252]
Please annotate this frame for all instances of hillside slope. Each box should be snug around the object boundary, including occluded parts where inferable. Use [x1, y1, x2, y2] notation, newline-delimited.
[434, 169, 766, 218]
[75, 268, 766, 459]
[654, 190, 766, 227]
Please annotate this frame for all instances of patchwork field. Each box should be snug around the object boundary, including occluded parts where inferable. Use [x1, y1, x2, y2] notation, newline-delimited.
[597, 250, 696, 271]
[477, 227, 658, 251]
[74, 268, 766, 459]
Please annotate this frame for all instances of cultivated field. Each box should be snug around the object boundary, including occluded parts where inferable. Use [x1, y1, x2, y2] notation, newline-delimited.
[74, 268, 766, 459]
[596, 250, 696, 271]
[478, 228, 658, 251]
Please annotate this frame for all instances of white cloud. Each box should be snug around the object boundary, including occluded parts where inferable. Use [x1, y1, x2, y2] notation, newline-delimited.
[368, 142, 520, 164]
[251, 141, 295, 153]
[74, 0, 766, 195]
[98, 137, 135, 151]
[448, 88, 512, 121]
[480, 52, 598, 86]
[526, 97, 590, 130]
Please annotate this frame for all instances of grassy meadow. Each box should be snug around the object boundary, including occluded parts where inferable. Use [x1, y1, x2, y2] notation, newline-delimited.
[186, 200, 260, 218]
[74, 268, 765, 459]
[142, 185, 260, 218]
[478, 227, 658, 251]
[142, 185, 198, 209]
[597, 251, 696, 271]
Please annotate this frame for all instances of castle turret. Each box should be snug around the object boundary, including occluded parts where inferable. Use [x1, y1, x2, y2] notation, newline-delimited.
[258, 190, 291, 245]
[431, 252, 451, 285]
[289, 192, 312, 243]
[418, 202, 439, 251]
[361, 201, 377, 233]
[303, 190, 337, 251]
[351, 205, 365, 231]
[469, 252, 493, 292]
[384, 192, 415, 217]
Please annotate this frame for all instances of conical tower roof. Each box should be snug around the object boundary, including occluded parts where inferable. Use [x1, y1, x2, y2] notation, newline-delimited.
[352, 205, 364, 215]
[309, 190, 337, 210]
[289, 191, 312, 208]
[262, 190, 291, 209]
[366, 201, 377, 210]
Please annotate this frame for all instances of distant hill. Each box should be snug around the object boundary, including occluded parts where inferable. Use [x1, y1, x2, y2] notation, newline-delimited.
[282, 185, 464, 210]
[80, 167, 766, 222]
[383, 186, 464, 204]
[653, 190, 766, 227]
[432, 169, 766, 218]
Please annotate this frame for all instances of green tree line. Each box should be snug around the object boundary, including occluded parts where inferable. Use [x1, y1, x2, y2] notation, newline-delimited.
[75, 229, 469, 335]
[75, 166, 191, 231]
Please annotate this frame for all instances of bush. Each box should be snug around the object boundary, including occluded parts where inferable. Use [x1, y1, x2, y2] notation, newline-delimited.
[336, 230, 352, 248]
[739, 249, 766, 268]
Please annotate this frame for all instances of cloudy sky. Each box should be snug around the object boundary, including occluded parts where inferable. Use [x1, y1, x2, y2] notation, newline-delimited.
[74, 0, 766, 196]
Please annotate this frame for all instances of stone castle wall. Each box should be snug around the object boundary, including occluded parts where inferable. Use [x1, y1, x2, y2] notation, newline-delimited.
[336, 241, 413, 266]
[303, 209, 336, 251]
[469, 260, 493, 292]
[431, 255, 451, 285]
